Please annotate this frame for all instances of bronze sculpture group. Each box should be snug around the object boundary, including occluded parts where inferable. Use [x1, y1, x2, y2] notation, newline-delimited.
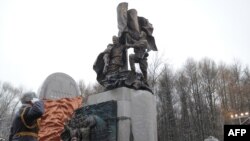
[93, 2, 157, 93]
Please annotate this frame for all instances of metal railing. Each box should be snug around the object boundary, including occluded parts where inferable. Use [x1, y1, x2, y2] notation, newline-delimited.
[230, 112, 249, 125]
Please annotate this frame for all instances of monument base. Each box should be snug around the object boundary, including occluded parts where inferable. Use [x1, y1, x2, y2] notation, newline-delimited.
[86, 87, 157, 141]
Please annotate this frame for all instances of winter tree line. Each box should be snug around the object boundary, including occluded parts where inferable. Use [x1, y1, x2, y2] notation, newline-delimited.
[0, 56, 249, 141]
[150, 57, 250, 141]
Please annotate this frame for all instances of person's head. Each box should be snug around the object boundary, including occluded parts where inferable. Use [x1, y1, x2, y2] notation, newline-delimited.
[112, 36, 119, 45]
[20, 92, 37, 104]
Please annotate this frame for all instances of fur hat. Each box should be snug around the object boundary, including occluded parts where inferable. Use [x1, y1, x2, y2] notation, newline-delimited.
[20, 92, 37, 104]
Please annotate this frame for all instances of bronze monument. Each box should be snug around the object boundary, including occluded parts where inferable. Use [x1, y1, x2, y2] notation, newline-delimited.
[93, 2, 157, 93]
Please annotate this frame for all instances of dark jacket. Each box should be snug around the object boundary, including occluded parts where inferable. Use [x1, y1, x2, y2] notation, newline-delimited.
[9, 101, 44, 141]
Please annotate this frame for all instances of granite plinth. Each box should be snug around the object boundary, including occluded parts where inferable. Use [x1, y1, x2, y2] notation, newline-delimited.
[86, 87, 157, 141]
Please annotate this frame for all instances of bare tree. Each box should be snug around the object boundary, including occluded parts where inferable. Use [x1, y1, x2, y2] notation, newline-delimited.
[184, 58, 209, 140]
[241, 66, 250, 113]
[91, 82, 105, 94]
[78, 80, 92, 97]
[0, 82, 22, 139]
[148, 52, 165, 94]
[229, 61, 243, 112]
[78, 80, 105, 105]
[199, 58, 219, 137]
[175, 71, 192, 141]
[157, 65, 178, 141]
[217, 63, 231, 123]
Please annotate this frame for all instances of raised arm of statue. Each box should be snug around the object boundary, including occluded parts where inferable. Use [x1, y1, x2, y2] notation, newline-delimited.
[127, 31, 149, 49]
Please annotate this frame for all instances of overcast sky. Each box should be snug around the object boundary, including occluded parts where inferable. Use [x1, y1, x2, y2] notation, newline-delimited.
[0, 0, 250, 92]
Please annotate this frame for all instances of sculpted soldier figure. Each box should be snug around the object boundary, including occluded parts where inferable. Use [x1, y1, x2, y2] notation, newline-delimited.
[9, 92, 44, 141]
[119, 7, 158, 85]
[128, 31, 149, 83]
[93, 35, 129, 89]
[103, 36, 127, 75]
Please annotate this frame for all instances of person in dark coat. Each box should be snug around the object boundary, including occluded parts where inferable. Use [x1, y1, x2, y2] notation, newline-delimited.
[9, 92, 44, 141]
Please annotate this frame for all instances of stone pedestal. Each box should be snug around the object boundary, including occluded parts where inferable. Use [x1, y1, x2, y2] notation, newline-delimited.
[86, 87, 157, 141]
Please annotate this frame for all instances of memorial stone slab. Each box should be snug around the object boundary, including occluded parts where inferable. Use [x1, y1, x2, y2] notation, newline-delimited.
[39, 72, 80, 100]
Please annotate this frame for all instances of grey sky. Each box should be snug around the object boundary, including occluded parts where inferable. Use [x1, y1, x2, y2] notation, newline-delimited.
[0, 0, 250, 91]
